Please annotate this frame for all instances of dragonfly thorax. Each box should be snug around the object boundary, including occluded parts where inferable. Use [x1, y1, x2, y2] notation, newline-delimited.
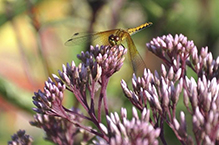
[108, 34, 121, 46]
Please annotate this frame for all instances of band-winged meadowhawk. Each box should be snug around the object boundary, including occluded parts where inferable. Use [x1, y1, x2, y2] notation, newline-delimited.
[65, 22, 152, 73]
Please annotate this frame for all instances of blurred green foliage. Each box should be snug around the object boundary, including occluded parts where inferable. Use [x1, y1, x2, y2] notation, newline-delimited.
[0, 0, 219, 144]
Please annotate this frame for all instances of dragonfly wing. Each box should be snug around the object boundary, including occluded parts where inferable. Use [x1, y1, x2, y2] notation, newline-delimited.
[91, 30, 119, 46]
[65, 32, 98, 46]
[65, 30, 118, 46]
[126, 34, 146, 73]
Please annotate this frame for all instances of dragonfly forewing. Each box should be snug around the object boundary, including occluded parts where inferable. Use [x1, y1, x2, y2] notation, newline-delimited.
[65, 30, 120, 47]
[65, 32, 99, 46]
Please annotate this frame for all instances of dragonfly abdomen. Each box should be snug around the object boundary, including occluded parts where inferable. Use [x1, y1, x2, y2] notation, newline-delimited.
[127, 22, 153, 36]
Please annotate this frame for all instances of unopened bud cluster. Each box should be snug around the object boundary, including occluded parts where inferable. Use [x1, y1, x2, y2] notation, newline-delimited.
[121, 34, 219, 144]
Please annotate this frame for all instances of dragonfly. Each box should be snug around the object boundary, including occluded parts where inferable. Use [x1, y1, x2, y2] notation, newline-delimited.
[65, 22, 153, 73]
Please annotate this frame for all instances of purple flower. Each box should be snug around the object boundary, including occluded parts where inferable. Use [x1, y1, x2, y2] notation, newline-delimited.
[30, 112, 85, 145]
[9, 34, 219, 145]
[121, 34, 219, 144]
[146, 34, 219, 80]
[8, 130, 33, 145]
[96, 107, 160, 145]
[30, 45, 127, 144]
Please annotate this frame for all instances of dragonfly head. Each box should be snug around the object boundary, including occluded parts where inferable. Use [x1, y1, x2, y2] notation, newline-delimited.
[108, 34, 121, 46]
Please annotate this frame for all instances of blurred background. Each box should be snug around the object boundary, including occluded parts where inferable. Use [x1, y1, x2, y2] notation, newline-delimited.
[0, 0, 219, 144]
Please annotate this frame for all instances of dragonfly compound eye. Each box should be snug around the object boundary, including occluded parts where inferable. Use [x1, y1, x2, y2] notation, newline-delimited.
[108, 34, 121, 46]
[108, 34, 117, 46]
[114, 36, 120, 42]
